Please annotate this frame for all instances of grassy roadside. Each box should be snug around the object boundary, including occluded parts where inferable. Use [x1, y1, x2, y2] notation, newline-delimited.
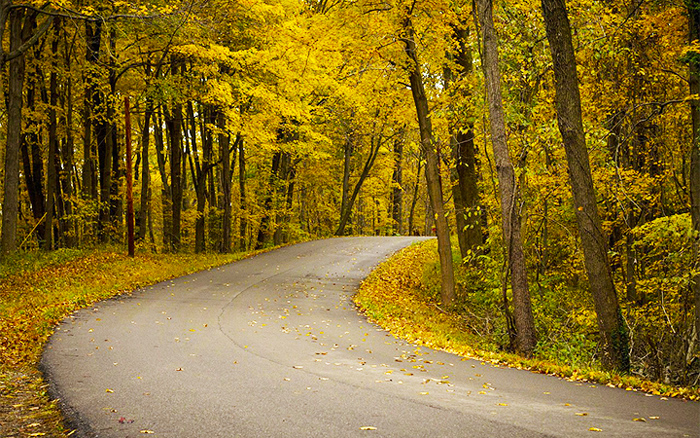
[0, 245, 276, 437]
[354, 240, 700, 402]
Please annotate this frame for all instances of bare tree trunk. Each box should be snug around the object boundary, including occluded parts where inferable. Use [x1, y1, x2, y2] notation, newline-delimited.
[402, 14, 456, 306]
[476, 0, 536, 355]
[138, 91, 153, 241]
[335, 135, 382, 236]
[688, 0, 700, 340]
[408, 153, 423, 236]
[392, 135, 404, 235]
[218, 111, 232, 253]
[239, 138, 248, 250]
[0, 10, 25, 254]
[541, 0, 629, 371]
[44, 18, 60, 250]
[165, 62, 183, 250]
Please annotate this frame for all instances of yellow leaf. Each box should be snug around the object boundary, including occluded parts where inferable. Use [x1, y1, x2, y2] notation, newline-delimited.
[359, 426, 377, 430]
[633, 418, 646, 422]
[589, 427, 602, 432]
[105, 388, 114, 393]
[576, 412, 588, 416]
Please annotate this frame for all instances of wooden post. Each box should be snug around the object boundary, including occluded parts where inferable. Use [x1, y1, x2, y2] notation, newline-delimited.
[125, 96, 135, 257]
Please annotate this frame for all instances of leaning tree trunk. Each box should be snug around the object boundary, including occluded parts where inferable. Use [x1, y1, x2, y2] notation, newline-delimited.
[0, 10, 25, 254]
[476, 0, 536, 355]
[541, 0, 629, 371]
[403, 14, 456, 306]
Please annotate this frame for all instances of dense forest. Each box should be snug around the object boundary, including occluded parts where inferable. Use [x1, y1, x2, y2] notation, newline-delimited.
[0, 0, 698, 386]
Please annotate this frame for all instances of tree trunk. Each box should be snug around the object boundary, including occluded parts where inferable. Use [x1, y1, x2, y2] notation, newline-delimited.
[154, 106, 172, 249]
[402, 14, 456, 306]
[138, 92, 153, 241]
[541, 0, 629, 371]
[445, 26, 482, 260]
[165, 65, 183, 250]
[335, 135, 382, 236]
[392, 135, 404, 235]
[44, 18, 60, 250]
[239, 138, 248, 250]
[688, 0, 700, 340]
[408, 153, 423, 236]
[82, 21, 99, 203]
[0, 10, 25, 254]
[476, 0, 536, 355]
[218, 111, 232, 253]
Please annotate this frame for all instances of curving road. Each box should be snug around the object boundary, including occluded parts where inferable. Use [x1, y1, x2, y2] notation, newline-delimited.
[42, 237, 699, 437]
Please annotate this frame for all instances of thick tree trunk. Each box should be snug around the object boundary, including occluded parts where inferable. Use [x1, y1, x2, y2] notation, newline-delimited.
[476, 0, 536, 355]
[688, 0, 700, 340]
[0, 10, 25, 254]
[541, 0, 629, 371]
[403, 15, 456, 306]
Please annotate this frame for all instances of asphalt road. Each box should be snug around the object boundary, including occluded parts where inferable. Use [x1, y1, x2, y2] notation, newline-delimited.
[42, 237, 699, 437]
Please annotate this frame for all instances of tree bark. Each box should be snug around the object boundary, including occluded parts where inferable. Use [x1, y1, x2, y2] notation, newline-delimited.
[218, 111, 232, 253]
[541, 0, 629, 370]
[138, 91, 153, 241]
[44, 18, 60, 250]
[239, 138, 248, 250]
[476, 0, 536, 355]
[0, 10, 25, 254]
[446, 25, 482, 260]
[335, 134, 382, 236]
[402, 14, 456, 305]
[391, 135, 404, 235]
[688, 0, 700, 340]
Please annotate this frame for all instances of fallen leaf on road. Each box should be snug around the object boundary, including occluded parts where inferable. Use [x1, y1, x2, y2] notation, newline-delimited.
[633, 418, 646, 422]
[497, 403, 508, 406]
[105, 388, 114, 393]
[649, 416, 660, 420]
[359, 426, 377, 430]
[140, 430, 155, 434]
[588, 427, 602, 432]
[575, 413, 588, 416]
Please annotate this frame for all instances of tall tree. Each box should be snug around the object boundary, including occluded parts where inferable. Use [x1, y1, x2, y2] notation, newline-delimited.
[541, 0, 629, 370]
[688, 0, 700, 340]
[402, 10, 456, 306]
[476, 0, 536, 355]
[1, 9, 25, 254]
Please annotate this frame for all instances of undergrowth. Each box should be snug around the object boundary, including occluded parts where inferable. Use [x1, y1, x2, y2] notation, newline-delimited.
[354, 240, 700, 402]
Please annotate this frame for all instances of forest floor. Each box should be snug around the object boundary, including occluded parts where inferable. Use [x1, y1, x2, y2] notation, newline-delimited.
[0, 245, 278, 437]
[354, 240, 700, 402]
[2, 238, 697, 437]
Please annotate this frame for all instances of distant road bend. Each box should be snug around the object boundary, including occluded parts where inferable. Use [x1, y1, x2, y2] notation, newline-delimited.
[42, 237, 699, 437]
